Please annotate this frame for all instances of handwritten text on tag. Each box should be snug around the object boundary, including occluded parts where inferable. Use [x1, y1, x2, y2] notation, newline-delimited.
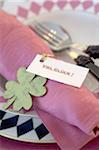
[27, 54, 89, 88]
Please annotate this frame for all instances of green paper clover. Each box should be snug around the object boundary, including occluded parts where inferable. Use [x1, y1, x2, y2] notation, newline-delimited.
[3, 67, 47, 111]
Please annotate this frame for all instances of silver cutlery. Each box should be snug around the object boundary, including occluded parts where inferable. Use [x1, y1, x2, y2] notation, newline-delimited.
[30, 21, 99, 80]
[30, 21, 73, 51]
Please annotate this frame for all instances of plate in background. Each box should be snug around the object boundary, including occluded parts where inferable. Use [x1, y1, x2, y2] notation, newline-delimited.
[27, 10, 99, 92]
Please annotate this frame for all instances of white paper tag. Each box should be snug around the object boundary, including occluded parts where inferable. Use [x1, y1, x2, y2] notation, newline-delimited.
[27, 54, 89, 88]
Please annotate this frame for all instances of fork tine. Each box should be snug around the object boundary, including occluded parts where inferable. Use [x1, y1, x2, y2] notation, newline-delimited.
[33, 24, 60, 47]
[30, 21, 72, 51]
[37, 22, 71, 42]
[36, 22, 63, 41]
[33, 21, 63, 44]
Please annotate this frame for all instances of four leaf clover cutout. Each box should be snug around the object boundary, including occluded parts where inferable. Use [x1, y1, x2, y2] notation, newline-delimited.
[3, 67, 47, 111]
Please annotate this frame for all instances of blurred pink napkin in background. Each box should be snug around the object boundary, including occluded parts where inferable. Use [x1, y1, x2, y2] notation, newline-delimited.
[0, 11, 99, 150]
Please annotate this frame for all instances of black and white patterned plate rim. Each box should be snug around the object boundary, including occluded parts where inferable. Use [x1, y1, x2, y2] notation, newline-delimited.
[0, 109, 55, 143]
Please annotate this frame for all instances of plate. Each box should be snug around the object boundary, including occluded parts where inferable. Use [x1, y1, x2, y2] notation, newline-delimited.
[0, 9, 99, 144]
[0, 109, 55, 143]
[27, 10, 99, 92]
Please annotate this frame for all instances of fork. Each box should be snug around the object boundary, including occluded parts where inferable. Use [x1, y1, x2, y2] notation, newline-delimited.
[30, 21, 99, 59]
[30, 21, 99, 80]
[30, 21, 73, 51]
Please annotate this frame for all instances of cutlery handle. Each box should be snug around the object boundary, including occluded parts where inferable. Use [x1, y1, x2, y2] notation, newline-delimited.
[85, 46, 99, 59]
[75, 55, 99, 80]
[86, 63, 99, 80]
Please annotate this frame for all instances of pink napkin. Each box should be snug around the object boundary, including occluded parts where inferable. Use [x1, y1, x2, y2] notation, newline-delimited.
[0, 11, 99, 150]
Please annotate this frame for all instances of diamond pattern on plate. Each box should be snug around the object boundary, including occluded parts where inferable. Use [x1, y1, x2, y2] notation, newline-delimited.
[30, 2, 41, 14]
[40, 132, 54, 141]
[18, 129, 39, 141]
[0, 115, 19, 130]
[82, 0, 93, 10]
[57, 1, 67, 9]
[0, 110, 6, 120]
[0, 126, 17, 137]
[17, 6, 28, 18]
[2, 0, 99, 22]
[3, 112, 18, 120]
[17, 118, 33, 137]
[94, 3, 99, 13]
[70, 1, 80, 9]
[17, 115, 32, 126]
[33, 117, 43, 129]
[43, 1, 55, 11]
[35, 123, 49, 140]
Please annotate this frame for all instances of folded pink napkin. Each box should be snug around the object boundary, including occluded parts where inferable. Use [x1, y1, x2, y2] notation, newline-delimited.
[0, 11, 99, 150]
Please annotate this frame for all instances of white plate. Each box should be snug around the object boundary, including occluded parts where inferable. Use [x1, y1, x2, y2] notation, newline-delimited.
[27, 10, 99, 91]
[0, 10, 99, 143]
